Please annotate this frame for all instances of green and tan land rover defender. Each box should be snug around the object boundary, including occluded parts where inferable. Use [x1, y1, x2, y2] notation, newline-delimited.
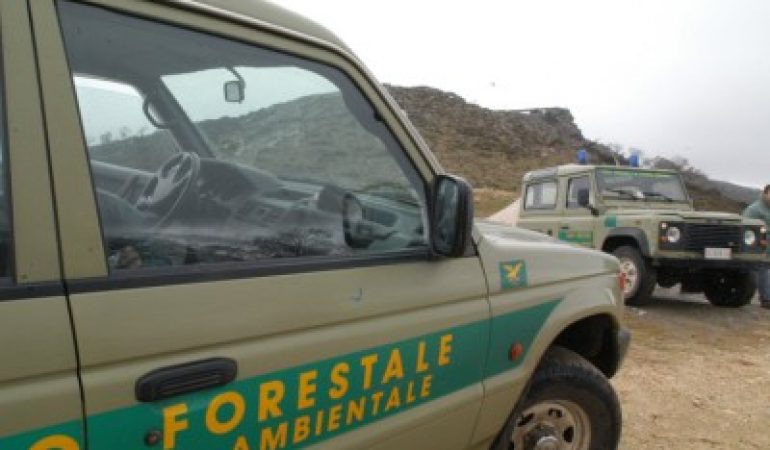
[518, 163, 768, 307]
[0, 1, 629, 449]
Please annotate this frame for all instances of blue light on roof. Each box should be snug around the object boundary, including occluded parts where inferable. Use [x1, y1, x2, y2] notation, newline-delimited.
[577, 149, 589, 165]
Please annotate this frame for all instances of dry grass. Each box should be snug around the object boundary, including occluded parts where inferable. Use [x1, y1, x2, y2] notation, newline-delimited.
[474, 188, 518, 217]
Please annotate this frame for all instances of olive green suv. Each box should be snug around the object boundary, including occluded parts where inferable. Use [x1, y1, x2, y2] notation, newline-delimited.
[518, 163, 768, 307]
[0, 1, 628, 449]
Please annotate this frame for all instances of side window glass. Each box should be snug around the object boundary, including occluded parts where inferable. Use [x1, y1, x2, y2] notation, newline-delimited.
[524, 181, 558, 210]
[566, 176, 590, 208]
[58, 2, 428, 273]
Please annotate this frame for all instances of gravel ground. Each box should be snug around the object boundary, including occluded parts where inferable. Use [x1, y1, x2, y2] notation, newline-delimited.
[614, 288, 770, 449]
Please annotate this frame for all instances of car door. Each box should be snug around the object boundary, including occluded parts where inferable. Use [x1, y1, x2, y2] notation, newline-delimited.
[0, 1, 84, 448]
[560, 175, 596, 247]
[32, 1, 491, 449]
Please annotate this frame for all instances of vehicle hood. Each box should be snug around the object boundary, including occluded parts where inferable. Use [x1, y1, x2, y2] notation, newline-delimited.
[609, 208, 747, 223]
[474, 220, 619, 293]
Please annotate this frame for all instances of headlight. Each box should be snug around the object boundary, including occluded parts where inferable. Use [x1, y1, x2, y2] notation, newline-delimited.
[744, 229, 757, 246]
[665, 226, 681, 244]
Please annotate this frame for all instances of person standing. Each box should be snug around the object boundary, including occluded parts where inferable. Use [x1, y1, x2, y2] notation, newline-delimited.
[743, 185, 770, 308]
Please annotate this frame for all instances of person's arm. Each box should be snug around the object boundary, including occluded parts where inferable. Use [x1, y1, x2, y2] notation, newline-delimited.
[743, 203, 760, 219]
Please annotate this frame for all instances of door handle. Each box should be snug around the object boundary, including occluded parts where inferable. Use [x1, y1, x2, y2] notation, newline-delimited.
[135, 358, 237, 402]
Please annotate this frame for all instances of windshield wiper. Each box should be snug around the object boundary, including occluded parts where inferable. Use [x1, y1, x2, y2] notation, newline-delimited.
[642, 191, 674, 202]
[602, 188, 640, 200]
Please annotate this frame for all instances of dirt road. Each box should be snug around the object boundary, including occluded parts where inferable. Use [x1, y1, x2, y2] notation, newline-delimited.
[614, 289, 770, 449]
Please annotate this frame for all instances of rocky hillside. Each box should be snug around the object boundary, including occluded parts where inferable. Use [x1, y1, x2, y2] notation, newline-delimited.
[89, 84, 758, 216]
[387, 85, 757, 213]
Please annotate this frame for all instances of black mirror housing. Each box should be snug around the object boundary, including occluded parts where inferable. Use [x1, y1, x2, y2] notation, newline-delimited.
[431, 175, 474, 257]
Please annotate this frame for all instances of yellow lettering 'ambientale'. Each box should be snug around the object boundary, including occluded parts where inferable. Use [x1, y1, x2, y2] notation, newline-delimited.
[327, 404, 343, 432]
[346, 397, 366, 425]
[370, 391, 385, 415]
[233, 435, 251, 450]
[162, 403, 189, 450]
[206, 391, 245, 435]
[385, 386, 401, 412]
[421, 375, 433, 398]
[260, 423, 288, 450]
[438, 334, 454, 366]
[293, 415, 311, 444]
[258, 380, 285, 422]
[29, 435, 80, 450]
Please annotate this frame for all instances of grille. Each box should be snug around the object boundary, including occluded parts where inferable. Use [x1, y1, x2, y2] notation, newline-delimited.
[684, 224, 742, 251]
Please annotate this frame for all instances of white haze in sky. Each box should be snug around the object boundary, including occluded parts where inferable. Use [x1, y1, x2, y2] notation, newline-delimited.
[279, 0, 770, 189]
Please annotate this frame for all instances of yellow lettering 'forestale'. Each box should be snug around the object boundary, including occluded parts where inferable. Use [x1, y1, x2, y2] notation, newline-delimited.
[329, 362, 350, 399]
[438, 334, 454, 366]
[135, 334, 458, 449]
[360, 354, 378, 390]
[163, 403, 189, 450]
[206, 391, 245, 435]
[29, 435, 80, 450]
[416, 341, 430, 373]
[298, 370, 318, 410]
[381, 348, 405, 384]
[258, 380, 285, 422]
[260, 423, 288, 450]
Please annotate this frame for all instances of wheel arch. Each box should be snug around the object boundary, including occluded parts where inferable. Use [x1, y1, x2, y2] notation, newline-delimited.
[547, 312, 624, 379]
[602, 227, 651, 257]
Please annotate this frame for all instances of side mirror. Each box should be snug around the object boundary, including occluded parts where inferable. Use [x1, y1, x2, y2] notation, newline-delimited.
[577, 187, 599, 216]
[432, 175, 474, 257]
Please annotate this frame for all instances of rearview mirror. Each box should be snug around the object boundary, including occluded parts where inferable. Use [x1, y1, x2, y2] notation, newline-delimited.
[224, 80, 245, 103]
[432, 175, 474, 257]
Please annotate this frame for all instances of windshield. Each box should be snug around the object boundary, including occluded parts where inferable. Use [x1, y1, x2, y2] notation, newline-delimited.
[596, 169, 688, 202]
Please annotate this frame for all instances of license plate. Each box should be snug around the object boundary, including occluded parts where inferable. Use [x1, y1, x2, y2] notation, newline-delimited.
[705, 248, 732, 260]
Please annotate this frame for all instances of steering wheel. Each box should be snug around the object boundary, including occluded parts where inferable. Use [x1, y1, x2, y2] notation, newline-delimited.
[135, 152, 201, 226]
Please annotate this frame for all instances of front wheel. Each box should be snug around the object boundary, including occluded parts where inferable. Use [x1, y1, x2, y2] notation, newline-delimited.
[612, 246, 656, 306]
[493, 347, 622, 450]
[703, 270, 755, 308]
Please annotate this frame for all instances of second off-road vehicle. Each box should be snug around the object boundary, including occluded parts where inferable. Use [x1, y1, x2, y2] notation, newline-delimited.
[518, 163, 768, 306]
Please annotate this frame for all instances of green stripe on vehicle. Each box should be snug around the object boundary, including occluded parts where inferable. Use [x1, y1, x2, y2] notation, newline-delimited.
[1, 300, 561, 450]
[558, 230, 594, 246]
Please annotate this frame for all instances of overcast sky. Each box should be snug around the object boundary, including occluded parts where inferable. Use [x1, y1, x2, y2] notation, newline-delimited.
[279, 0, 770, 188]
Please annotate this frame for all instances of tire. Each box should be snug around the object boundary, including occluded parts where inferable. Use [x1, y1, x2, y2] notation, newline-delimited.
[703, 270, 755, 308]
[493, 346, 622, 450]
[612, 246, 656, 306]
